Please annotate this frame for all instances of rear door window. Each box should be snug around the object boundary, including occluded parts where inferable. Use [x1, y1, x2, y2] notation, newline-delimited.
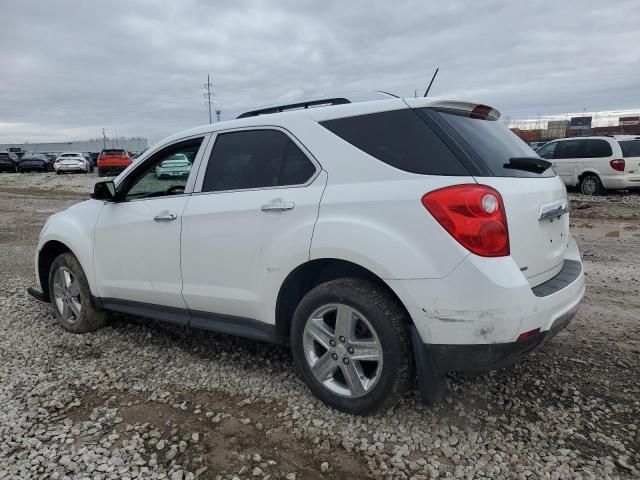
[620, 140, 640, 157]
[320, 109, 469, 175]
[202, 129, 316, 192]
[586, 139, 612, 157]
[432, 109, 555, 178]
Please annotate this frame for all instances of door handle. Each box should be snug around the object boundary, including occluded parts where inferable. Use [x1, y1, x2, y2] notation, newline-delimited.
[153, 213, 177, 222]
[261, 199, 295, 212]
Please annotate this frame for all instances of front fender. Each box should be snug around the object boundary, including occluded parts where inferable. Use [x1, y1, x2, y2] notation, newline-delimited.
[36, 200, 104, 295]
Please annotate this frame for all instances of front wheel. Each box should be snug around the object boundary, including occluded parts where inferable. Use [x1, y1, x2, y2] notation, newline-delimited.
[291, 278, 411, 414]
[580, 174, 604, 195]
[49, 253, 108, 333]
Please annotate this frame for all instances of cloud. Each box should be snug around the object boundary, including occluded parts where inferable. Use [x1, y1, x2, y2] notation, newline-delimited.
[1, 0, 639, 143]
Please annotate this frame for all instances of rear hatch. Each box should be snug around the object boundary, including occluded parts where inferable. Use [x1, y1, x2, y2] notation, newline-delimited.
[409, 101, 570, 287]
[99, 150, 130, 167]
[619, 138, 640, 173]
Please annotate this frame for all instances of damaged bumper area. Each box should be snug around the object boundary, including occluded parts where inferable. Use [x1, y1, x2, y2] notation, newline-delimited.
[419, 303, 579, 374]
[387, 235, 585, 346]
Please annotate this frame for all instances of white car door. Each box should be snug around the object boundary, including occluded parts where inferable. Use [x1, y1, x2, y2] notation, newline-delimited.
[180, 128, 326, 333]
[93, 136, 209, 315]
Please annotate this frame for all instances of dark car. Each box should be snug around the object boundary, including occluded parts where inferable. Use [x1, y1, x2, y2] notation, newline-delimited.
[0, 152, 20, 172]
[18, 154, 52, 173]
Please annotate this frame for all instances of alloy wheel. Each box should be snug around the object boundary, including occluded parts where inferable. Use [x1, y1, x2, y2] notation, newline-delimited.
[582, 177, 598, 195]
[52, 266, 82, 323]
[302, 303, 383, 398]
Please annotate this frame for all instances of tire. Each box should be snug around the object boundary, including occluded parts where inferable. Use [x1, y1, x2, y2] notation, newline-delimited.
[580, 174, 604, 195]
[290, 277, 411, 414]
[48, 253, 108, 333]
[56, 170, 61, 175]
[98, 168, 104, 177]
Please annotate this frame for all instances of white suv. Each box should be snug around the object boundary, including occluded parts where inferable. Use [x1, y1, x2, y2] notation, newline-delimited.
[31, 95, 585, 414]
[537, 135, 640, 195]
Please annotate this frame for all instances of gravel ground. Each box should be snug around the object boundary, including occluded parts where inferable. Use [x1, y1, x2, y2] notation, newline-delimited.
[0, 172, 639, 479]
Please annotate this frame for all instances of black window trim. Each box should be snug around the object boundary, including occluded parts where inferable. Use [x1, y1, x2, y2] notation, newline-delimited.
[192, 125, 322, 196]
[115, 134, 209, 202]
[414, 107, 489, 176]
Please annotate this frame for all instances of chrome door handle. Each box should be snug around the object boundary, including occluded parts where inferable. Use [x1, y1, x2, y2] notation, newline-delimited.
[261, 200, 295, 212]
[153, 213, 177, 222]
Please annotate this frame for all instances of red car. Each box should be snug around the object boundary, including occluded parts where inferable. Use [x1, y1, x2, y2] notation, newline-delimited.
[97, 149, 132, 177]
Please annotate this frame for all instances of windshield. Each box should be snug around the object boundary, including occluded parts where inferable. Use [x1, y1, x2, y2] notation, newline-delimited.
[619, 140, 640, 157]
[102, 150, 126, 155]
[433, 109, 556, 178]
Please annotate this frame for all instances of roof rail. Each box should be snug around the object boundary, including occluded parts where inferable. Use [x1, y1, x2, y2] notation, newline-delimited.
[237, 97, 351, 119]
[235, 90, 398, 119]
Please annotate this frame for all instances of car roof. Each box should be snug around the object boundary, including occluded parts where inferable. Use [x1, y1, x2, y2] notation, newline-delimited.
[133, 95, 500, 168]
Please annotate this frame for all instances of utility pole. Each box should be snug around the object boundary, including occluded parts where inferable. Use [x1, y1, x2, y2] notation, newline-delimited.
[204, 74, 214, 124]
[102, 128, 106, 150]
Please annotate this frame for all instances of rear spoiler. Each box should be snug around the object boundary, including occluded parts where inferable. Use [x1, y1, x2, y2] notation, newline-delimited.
[404, 98, 501, 120]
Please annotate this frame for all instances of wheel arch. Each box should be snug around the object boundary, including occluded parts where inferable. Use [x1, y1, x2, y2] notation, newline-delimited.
[274, 258, 413, 342]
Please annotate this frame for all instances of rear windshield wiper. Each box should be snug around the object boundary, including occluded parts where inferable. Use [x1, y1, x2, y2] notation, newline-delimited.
[504, 157, 552, 174]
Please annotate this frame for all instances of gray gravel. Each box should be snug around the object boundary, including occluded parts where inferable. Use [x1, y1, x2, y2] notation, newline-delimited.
[0, 174, 639, 479]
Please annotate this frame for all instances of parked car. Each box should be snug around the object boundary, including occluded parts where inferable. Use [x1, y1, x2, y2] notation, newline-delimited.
[537, 136, 640, 195]
[96, 149, 132, 177]
[18, 154, 51, 173]
[82, 153, 95, 172]
[54, 152, 91, 174]
[0, 151, 20, 172]
[31, 94, 584, 414]
[154, 153, 192, 179]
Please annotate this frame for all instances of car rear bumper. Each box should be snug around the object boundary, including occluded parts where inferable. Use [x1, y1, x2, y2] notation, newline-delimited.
[418, 303, 578, 373]
[56, 165, 86, 172]
[601, 173, 640, 190]
[388, 234, 585, 351]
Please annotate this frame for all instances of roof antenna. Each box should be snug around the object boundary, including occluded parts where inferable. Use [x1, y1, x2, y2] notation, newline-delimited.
[424, 68, 439, 97]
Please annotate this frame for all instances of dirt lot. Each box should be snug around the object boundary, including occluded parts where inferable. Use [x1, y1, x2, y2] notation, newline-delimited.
[0, 172, 638, 479]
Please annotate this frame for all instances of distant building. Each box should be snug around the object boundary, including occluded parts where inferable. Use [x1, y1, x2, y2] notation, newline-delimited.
[619, 116, 640, 126]
[0, 137, 148, 154]
[567, 116, 592, 136]
[544, 120, 569, 139]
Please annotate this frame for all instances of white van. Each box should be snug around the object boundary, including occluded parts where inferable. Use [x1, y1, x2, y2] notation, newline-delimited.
[537, 136, 640, 195]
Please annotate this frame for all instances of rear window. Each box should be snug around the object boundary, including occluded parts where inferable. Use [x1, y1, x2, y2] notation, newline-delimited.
[620, 140, 640, 157]
[320, 109, 469, 175]
[102, 149, 126, 155]
[434, 109, 555, 178]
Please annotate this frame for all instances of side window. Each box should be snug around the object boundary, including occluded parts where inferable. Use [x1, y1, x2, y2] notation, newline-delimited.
[124, 138, 203, 200]
[201, 130, 316, 192]
[586, 139, 613, 158]
[537, 142, 557, 159]
[321, 109, 468, 175]
[554, 140, 582, 159]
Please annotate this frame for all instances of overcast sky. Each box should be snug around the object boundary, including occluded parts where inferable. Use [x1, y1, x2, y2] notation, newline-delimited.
[1, 0, 639, 144]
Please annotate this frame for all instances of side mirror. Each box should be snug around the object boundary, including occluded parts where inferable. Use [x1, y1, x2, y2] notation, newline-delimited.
[91, 180, 117, 201]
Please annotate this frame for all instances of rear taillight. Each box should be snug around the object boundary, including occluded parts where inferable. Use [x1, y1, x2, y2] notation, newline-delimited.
[421, 184, 510, 257]
[610, 159, 625, 172]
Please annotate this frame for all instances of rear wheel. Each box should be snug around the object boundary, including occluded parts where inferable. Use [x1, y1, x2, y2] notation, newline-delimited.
[291, 278, 411, 414]
[580, 174, 604, 195]
[49, 253, 108, 333]
[98, 168, 104, 177]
